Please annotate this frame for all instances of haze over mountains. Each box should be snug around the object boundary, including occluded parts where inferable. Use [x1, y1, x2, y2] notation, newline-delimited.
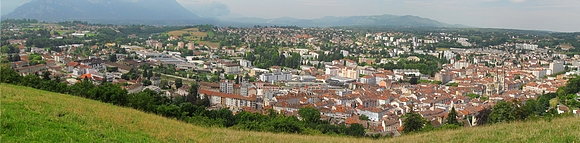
[2, 0, 460, 27]
[222, 15, 462, 27]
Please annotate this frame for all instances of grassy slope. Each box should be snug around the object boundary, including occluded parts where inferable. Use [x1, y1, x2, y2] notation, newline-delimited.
[0, 84, 371, 143]
[1, 84, 579, 142]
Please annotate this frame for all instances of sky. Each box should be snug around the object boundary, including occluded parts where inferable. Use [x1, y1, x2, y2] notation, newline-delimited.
[2, 0, 579, 32]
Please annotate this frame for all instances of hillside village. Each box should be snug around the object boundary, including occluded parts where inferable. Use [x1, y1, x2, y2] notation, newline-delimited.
[2, 20, 580, 135]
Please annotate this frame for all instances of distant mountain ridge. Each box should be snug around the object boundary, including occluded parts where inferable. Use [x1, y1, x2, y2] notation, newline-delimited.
[221, 14, 465, 28]
[3, 0, 200, 21]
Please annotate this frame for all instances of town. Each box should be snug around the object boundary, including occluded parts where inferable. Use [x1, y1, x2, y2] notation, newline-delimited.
[2, 19, 580, 136]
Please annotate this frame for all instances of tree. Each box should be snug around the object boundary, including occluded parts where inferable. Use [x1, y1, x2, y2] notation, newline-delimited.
[403, 111, 426, 133]
[7, 55, 21, 62]
[489, 101, 516, 124]
[518, 99, 538, 120]
[446, 107, 460, 126]
[160, 79, 169, 89]
[476, 107, 492, 125]
[466, 93, 480, 99]
[42, 71, 51, 80]
[359, 114, 370, 121]
[346, 124, 366, 137]
[0, 65, 21, 84]
[409, 76, 418, 85]
[187, 82, 208, 107]
[175, 79, 183, 89]
[142, 79, 152, 86]
[298, 107, 321, 124]
[109, 54, 117, 62]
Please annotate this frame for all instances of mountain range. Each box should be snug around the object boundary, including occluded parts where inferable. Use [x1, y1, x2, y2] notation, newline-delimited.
[3, 0, 199, 21]
[2, 0, 462, 28]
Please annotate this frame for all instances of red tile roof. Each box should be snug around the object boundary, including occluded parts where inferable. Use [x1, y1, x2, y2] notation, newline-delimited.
[67, 61, 79, 67]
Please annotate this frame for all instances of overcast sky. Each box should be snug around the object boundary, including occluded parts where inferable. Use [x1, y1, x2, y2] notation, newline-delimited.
[2, 0, 579, 32]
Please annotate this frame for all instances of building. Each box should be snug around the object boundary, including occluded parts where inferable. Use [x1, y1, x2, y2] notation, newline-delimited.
[199, 89, 257, 110]
[340, 67, 359, 79]
[327, 76, 356, 86]
[78, 59, 106, 71]
[240, 82, 252, 97]
[259, 72, 292, 83]
[325, 67, 340, 76]
[530, 68, 547, 79]
[220, 80, 235, 94]
[357, 108, 389, 121]
[151, 76, 162, 86]
[224, 64, 241, 74]
[155, 43, 163, 49]
[435, 70, 454, 84]
[453, 60, 469, 69]
[393, 69, 421, 77]
[177, 42, 185, 49]
[549, 61, 565, 75]
[177, 84, 190, 96]
[299, 75, 316, 82]
[187, 42, 195, 50]
[250, 68, 269, 76]
[407, 56, 420, 62]
[14, 64, 47, 76]
[515, 43, 538, 50]
[239, 60, 252, 67]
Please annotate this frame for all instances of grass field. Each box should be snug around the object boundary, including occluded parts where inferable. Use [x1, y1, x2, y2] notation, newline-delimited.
[55, 30, 73, 35]
[198, 41, 220, 48]
[2, 84, 580, 142]
[436, 47, 451, 51]
[168, 28, 208, 41]
[167, 28, 220, 48]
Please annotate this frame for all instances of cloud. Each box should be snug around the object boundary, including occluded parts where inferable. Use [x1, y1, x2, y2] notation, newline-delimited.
[295, 0, 338, 6]
[510, 0, 526, 3]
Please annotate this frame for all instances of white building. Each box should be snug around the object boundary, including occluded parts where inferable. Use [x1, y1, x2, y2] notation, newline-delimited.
[224, 64, 240, 74]
[549, 61, 565, 75]
[239, 60, 252, 67]
[199, 89, 256, 110]
[516, 43, 539, 50]
[393, 69, 421, 77]
[220, 80, 235, 94]
[259, 72, 292, 83]
[530, 68, 548, 79]
[454, 60, 469, 69]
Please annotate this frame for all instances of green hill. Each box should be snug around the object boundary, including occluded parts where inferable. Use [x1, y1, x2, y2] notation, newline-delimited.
[1, 84, 580, 142]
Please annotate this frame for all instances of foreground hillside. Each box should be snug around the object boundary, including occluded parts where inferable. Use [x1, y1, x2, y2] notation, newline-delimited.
[1, 84, 579, 142]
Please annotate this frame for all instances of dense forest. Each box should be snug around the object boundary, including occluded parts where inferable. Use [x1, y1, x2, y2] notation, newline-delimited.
[373, 53, 449, 77]
[244, 46, 302, 69]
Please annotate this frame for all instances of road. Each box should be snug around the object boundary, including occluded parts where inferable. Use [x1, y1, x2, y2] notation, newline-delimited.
[160, 73, 196, 82]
